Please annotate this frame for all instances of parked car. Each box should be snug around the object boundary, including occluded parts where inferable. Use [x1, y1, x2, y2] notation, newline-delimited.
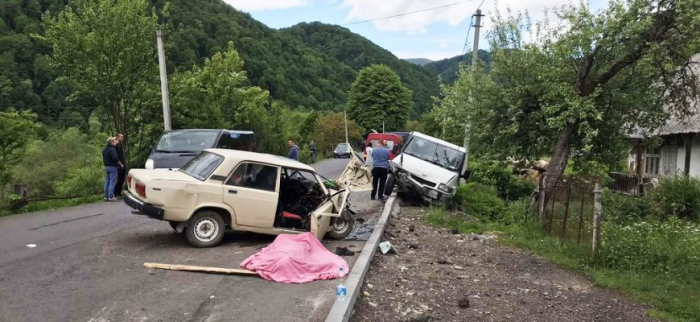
[333, 143, 352, 158]
[385, 132, 471, 203]
[124, 149, 355, 247]
[362, 133, 402, 162]
[145, 129, 255, 170]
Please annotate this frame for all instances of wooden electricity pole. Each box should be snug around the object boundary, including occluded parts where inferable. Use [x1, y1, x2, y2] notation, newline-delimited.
[156, 28, 172, 131]
[463, 9, 483, 170]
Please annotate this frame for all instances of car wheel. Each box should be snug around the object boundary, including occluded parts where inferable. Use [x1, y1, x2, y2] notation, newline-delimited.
[185, 210, 225, 248]
[327, 211, 354, 240]
[384, 174, 396, 196]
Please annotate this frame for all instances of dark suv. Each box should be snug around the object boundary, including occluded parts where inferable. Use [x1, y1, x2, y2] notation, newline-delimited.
[146, 129, 255, 170]
[333, 143, 352, 158]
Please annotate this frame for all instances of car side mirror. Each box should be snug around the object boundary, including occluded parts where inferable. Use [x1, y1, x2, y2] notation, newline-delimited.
[461, 170, 472, 180]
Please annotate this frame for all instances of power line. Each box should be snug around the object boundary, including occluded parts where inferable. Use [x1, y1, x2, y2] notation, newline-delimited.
[477, 0, 488, 10]
[342, 0, 478, 26]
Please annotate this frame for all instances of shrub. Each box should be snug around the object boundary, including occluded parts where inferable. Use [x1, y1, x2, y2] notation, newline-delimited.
[600, 217, 700, 278]
[54, 158, 103, 197]
[649, 176, 700, 222]
[602, 190, 653, 225]
[454, 183, 506, 220]
[469, 160, 537, 201]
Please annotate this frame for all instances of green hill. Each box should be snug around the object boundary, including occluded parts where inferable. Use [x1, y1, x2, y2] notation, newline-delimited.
[425, 50, 492, 84]
[404, 58, 433, 66]
[0, 0, 439, 122]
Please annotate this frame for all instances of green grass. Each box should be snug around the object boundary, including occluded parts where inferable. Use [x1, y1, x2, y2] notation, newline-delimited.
[424, 208, 700, 322]
[0, 195, 103, 217]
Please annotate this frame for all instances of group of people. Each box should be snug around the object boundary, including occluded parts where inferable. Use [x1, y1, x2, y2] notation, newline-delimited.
[286, 138, 390, 201]
[102, 133, 126, 201]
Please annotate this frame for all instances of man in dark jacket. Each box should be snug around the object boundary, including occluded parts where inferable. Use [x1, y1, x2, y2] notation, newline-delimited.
[287, 139, 300, 161]
[102, 137, 124, 201]
[114, 133, 126, 198]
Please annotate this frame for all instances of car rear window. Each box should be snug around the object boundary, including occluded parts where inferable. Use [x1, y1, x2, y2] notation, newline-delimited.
[180, 152, 224, 181]
[369, 140, 395, 150]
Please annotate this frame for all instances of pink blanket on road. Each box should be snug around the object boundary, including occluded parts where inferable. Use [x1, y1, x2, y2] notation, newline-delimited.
[240, 232, 349, 283]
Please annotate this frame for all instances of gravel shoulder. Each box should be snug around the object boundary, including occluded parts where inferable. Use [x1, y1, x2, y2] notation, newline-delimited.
[350, 206, 655, 322]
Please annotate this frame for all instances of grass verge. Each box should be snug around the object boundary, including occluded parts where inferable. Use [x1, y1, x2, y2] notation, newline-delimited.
[424, 207, 700, 322]
[0, 195, 103, 217]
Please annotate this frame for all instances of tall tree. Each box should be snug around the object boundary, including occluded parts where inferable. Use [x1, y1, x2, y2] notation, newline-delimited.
[311, 112, 362, 154]
[41, 0, 161, 162]
[348, 64, 412, 132]
[437, 0, 700, 201]
[0, 110, 40, 201]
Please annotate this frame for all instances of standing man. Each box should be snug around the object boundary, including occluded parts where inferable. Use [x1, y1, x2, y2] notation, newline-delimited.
[114, 133, 126, 199]
[102, 137, 124, 201]
[309, 140, 317, 164]
[287, 139, 300, 161]
[371, 140, 390, 200]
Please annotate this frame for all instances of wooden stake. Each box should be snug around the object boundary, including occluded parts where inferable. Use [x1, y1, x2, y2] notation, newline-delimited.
[143, 262, 259, 276]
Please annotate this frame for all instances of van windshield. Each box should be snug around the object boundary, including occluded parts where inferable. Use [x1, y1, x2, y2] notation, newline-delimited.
[155, 131, 219, 153]
[403, 136, 465, 172]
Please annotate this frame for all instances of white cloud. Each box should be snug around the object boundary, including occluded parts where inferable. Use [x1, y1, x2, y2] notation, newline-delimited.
[223, 0, 309, 12]
[342, 0, 607, 34]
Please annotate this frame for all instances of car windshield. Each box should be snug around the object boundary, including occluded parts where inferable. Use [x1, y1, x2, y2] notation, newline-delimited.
[403, 136, 465, 172]
[155, 131, 219, 153]
[180, 152, 224, 180]
[370, 139, 395, 151]
[336, 144, 350, 151]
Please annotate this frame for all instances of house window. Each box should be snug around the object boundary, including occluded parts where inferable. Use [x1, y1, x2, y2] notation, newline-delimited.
[645, 147, 661, 175]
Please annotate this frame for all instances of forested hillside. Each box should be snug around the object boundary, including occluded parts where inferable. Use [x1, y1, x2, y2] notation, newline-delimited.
[283, 22, 439, 117]
[404, 58, 432, 66]
[425, 50, 492, 84]
[1, 0, 440, 121]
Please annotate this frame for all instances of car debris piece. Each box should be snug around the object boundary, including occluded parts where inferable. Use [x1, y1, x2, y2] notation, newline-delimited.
[378, 241, 399, 255]
[335, 151, 372, 191]
[335, 246, 356, 256]
[143, 262, 258, 276]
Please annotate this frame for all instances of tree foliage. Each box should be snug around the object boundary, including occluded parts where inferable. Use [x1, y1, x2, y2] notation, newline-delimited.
[348, 65, 412, 133]
[311, 112, 362, 154]
[436, 0, 700, 198]
[0, 110, 40, 198]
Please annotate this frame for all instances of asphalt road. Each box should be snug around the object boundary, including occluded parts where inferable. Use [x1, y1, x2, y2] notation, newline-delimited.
[0, 158, 380, 322]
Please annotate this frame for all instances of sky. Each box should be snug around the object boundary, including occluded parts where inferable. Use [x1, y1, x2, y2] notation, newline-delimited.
[223, 0, 609, 62]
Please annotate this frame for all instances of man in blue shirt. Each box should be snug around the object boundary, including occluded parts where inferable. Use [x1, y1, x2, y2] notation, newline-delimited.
[371, 141, 390, 200]
[287, 139, 300, 161]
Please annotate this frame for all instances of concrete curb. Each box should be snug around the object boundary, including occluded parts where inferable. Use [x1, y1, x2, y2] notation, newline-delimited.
[325, 194, 398, 322]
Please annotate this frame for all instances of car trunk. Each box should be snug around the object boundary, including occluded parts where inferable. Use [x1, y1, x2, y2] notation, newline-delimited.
[127, 169, 199, 210]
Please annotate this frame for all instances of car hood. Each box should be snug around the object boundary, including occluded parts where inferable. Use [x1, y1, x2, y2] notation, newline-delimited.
[129, 168, 198, 183]
[393, 154, 458, 185]
[149, 151, 200, 169]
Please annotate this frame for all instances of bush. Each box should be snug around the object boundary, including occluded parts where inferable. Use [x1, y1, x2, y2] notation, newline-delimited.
[649, 176, 700, 222]
[600, 217, 700, 278]
[602, 190, 654, 225]
[469, 160, 537, 201]
[54, 158, 103, 197]
[454, 183, 506, 220]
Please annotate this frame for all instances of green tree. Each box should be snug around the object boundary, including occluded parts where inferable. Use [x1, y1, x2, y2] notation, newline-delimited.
[170, 42, 269, 131]
[298, 111, 319, 143]
[42, 0, 162, 163]
[0, 110, 40, 201]
[437, 1, 700, 200]
[348, 64, 412, 132]
[311, 112, 362, 154]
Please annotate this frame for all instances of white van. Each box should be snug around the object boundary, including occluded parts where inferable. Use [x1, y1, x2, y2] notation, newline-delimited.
[386, 132, 471, 203]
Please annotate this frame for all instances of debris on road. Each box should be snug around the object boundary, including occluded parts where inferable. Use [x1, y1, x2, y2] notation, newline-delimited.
[335, 246, 356, 256]
[142, 263, 258, 276]
[378, 241, 398, 255]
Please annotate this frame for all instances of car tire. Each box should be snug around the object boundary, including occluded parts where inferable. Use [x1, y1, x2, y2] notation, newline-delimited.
[185, 210, 225, 248]
[327, 211, 354, 240]
[385, 174, 396, 196]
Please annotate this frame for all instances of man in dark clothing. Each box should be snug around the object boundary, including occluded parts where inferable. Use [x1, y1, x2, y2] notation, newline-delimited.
[371, 141, 390, 200]
[114, 133, 126, 198]
[287, 139, 300, 161]
[309, 141, 317, 164]
[102, 137, 124, 201]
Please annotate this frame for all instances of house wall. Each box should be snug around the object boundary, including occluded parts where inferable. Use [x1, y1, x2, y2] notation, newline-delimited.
[676, 138, 700, 176]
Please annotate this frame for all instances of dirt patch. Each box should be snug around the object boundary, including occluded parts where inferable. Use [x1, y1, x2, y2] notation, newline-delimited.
[350, 206, 655, 322]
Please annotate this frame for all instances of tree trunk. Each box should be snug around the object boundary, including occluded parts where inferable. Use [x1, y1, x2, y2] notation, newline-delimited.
[543, 122, 577, 209]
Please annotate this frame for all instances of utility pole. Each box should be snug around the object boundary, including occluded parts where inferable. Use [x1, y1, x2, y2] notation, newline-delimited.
[157, 28, 172, 131]
[344, 110, 349, 143]
[463, 9, 483, 170]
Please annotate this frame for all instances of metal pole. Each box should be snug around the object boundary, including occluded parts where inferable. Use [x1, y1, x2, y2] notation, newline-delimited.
[157, 28, 172, 131]
[344, 110, 349, 144]
[462, 9, 483, 170]
[592, 183, 602, 256]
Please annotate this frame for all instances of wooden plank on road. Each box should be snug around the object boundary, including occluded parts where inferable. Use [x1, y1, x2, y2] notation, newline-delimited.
[143, 262, 259, 276]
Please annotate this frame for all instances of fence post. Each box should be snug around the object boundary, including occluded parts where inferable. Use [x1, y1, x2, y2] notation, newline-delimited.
[561, 180, 572, 238]
[591, 183, 602, 256]
[538, 174, 547, 220]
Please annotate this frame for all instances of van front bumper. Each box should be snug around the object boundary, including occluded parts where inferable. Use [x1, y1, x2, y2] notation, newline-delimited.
[395, 171, 455, 203]
[123, 191, 165, 220]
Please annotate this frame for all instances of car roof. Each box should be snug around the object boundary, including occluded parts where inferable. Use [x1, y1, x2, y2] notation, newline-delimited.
[410, 132, 467, 152]
[204, 148, 315, 172]
[367, 133, 401, 139]
[166, 129, 254, 134]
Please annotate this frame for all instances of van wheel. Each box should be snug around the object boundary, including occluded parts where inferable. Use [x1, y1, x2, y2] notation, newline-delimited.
[384, 174, 396, 196]
[185, 210, 225, 248]
[327, 211, 354, 240]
